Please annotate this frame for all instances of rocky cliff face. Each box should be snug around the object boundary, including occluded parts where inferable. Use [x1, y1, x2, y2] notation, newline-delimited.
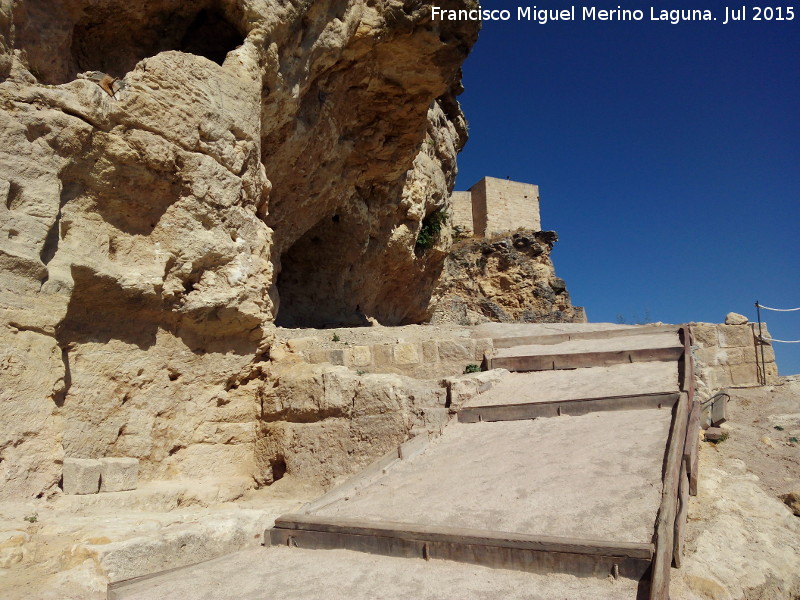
[428, 230, 586, 325]
[0, 0, 478, 499]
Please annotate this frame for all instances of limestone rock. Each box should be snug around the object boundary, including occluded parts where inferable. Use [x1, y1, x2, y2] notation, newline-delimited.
[428, 230, 586, 325]
[725, 312, 749, 325]
[672, 449, 800, 600]
[0, 1, 478, 499]
[257, 362, 448, 487]
[782, 491, 800, 516]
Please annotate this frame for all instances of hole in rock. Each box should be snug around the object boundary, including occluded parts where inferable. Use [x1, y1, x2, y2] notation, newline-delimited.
[270, 456, 287, 482]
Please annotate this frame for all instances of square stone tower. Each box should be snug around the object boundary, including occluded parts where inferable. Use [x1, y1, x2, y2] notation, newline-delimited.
[450, 176, 541, 237]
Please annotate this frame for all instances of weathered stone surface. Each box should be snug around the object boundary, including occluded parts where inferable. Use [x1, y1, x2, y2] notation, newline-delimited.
[718, 324, 755, 348]
[429, 231, 585, 325]
[63, 458, 101, 495]
[257, 362, 447, 486]
[350, 346, 372, 368]
[0, 1, 478, 500]
[392, 344, 420, 366]
[725, 312, 749, 325]
[782, 491, 800, 516]
[0, 530, 30, 569]
[99, 458, 139, 493]
[444, 369, 509, 409]
[673, 449, 800, 600]
[692, 322, 779, 398]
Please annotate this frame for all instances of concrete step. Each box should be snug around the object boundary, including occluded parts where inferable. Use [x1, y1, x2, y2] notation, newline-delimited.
[458, 361, 680, 422]
[488, 332, 683, 372]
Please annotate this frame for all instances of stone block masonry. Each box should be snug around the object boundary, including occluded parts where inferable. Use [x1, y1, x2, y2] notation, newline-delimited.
[62, 457, 140, 495]
[450, 176, 541, 237]
[296, 337, 492, 379]
[99, 457, 139, 492]
[690, 321, 779, 397]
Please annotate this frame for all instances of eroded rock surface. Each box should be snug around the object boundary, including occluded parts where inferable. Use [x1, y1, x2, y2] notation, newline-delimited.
[0, 0, 478, 500]
[428, 230, 586, 325]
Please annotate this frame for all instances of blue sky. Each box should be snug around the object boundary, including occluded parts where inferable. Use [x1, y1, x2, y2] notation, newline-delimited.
[453, 2, 800, 374]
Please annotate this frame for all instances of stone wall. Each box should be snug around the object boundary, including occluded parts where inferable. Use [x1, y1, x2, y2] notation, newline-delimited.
[450, 191, 473, 236]
[281, 336, 493, 379]
[691, 322, 778, 398]
[451, 176, 540, 237]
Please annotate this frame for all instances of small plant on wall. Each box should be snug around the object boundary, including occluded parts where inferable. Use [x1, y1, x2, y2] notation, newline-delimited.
[415, 210, 448, 253]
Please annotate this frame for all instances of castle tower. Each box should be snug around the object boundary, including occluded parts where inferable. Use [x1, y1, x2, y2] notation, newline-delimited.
[450, 176, 541, 237]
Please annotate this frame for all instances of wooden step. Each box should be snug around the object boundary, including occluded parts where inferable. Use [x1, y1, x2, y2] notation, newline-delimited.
[458, 391, 680, 423]
[269, 514, 654, 580]
[489, 345, 683, 372]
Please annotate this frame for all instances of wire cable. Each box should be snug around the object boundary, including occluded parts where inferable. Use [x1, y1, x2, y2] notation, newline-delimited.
[755, 303, 800, 312]
[760, 336, 800, 344]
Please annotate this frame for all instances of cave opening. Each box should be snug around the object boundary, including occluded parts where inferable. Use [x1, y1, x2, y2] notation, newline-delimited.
[68, 4, 245, 80]
[274, 213, 374, 329]
[178, 9, 243, 66]
[15, 0, 246, 85]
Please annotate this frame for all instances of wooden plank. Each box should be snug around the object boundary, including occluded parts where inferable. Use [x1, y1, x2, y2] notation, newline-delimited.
[649, 391, 690, 600]
[272, 513, 654, 559]
[685, 400, 701, 496]
[679, 326, 696, 400]
[458, 392, 681, 423]
[673, 460, 689, 568]
[490, 346, 683, 372]
[270, 527, 653, 580]
[397, 433, 430, 460]
[301, 448, 400, 514]
[106, 555, 228, 599]
[491, 324, 680, 349]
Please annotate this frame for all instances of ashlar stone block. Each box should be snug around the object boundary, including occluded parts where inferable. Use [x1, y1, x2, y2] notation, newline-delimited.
[99, 457, 139, 492]
[350, 346, 372, 367]
[717, 325, 754, 348]
[63, 458, 101, 495]
[393, 343, 420, 365]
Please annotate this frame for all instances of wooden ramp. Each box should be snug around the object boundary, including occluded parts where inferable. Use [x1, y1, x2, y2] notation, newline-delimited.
[268, 324, 701, 600]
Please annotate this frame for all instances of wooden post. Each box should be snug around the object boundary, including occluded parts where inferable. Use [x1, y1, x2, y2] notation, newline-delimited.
[649, 391, 689, 600]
